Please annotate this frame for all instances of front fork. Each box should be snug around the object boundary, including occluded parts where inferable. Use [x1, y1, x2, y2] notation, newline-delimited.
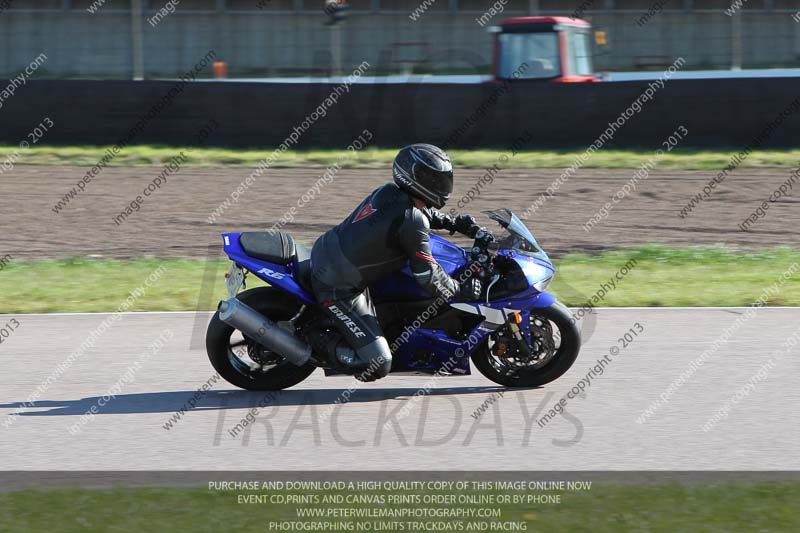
[506, 312, 532, 357]
[477, 309, 531, 360]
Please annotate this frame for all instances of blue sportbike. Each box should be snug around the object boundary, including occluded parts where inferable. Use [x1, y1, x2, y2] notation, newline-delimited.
[206, 208, 580, 390]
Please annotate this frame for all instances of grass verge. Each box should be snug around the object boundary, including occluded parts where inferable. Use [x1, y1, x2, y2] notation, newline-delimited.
[1, 247, 798, 314]
[0, 483, 797, 532]
[3, 145, 800, 170]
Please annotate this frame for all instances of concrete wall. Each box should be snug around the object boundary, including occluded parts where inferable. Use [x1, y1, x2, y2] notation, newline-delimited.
[2, 6, 800, 78]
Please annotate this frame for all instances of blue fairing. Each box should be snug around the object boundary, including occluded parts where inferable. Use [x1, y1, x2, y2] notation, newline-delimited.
[429, 233, 470, 274]
[500, 249, 556, 305]
[372, 233, 469, 300]
[221, 230, 556, 309]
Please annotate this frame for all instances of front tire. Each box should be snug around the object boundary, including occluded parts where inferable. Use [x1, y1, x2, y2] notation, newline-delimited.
[471, 301, 580, 387]
[206, 287, 316, 391]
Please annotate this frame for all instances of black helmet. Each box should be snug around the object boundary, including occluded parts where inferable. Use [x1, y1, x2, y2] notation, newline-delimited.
[393, 143, 453, 209]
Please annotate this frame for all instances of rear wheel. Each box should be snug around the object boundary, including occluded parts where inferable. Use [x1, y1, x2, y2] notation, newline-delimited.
[206, 287, 316, 391]
[471, 301, 580, 387]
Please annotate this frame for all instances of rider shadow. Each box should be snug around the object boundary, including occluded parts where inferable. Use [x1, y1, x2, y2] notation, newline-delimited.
[0, 385, 540, 417]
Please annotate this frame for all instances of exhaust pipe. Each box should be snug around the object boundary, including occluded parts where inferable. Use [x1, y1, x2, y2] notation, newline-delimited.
[218, 298, 311, 367]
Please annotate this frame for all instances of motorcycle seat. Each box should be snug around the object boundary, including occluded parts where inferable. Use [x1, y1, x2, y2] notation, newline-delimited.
[239, 231, 296, 265]
[293, 245, 315, 295]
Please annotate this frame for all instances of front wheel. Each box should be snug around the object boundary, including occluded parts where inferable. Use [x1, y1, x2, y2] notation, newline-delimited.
[206, 286, 316, 391]
[471, 301, 580, 387]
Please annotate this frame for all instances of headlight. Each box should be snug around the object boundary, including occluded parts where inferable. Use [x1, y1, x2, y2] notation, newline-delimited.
[533, 275, 553, 292]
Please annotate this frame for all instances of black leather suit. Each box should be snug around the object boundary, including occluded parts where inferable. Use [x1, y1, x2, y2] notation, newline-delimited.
[310, 183, 463, 380]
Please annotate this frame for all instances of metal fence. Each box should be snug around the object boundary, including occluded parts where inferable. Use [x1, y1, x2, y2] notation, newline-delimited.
[1, 1, 800, 77]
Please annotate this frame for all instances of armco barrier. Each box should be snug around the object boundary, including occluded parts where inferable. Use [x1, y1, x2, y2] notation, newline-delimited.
[1, 78, 799, 149]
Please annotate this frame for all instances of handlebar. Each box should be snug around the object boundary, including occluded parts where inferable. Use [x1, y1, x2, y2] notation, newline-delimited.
[468, 227, 496, 280]
[471, 228, 495, 253]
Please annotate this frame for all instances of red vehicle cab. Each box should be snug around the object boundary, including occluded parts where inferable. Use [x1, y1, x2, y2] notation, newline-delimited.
[491, 16, 598, 83]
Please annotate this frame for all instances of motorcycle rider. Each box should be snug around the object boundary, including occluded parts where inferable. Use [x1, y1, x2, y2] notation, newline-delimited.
[309, 143, 484, 382]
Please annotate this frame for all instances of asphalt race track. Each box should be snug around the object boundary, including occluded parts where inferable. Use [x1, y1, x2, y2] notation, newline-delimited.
[1, 308, 798, 472]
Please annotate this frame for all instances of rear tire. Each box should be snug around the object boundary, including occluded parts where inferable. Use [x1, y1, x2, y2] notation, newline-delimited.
[206, 287, 316, 391]
[471, 301, 580, 387]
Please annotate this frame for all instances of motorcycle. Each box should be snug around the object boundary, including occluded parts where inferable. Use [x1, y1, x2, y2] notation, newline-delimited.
[206, 208, 580, 390]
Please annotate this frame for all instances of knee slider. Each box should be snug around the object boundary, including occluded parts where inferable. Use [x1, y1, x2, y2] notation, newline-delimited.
[357, 337, 392, 379]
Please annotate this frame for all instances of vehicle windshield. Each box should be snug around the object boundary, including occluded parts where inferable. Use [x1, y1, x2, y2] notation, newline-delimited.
[482, 209, 549, 262]
[497, 32, 561, 80]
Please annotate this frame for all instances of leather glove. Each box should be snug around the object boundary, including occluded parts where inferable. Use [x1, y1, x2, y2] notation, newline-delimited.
[452, 215, 480, 237]
[457, 277, 483, 302]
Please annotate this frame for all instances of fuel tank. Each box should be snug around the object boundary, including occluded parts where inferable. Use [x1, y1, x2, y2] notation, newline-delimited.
[372, 233, 468, 302]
